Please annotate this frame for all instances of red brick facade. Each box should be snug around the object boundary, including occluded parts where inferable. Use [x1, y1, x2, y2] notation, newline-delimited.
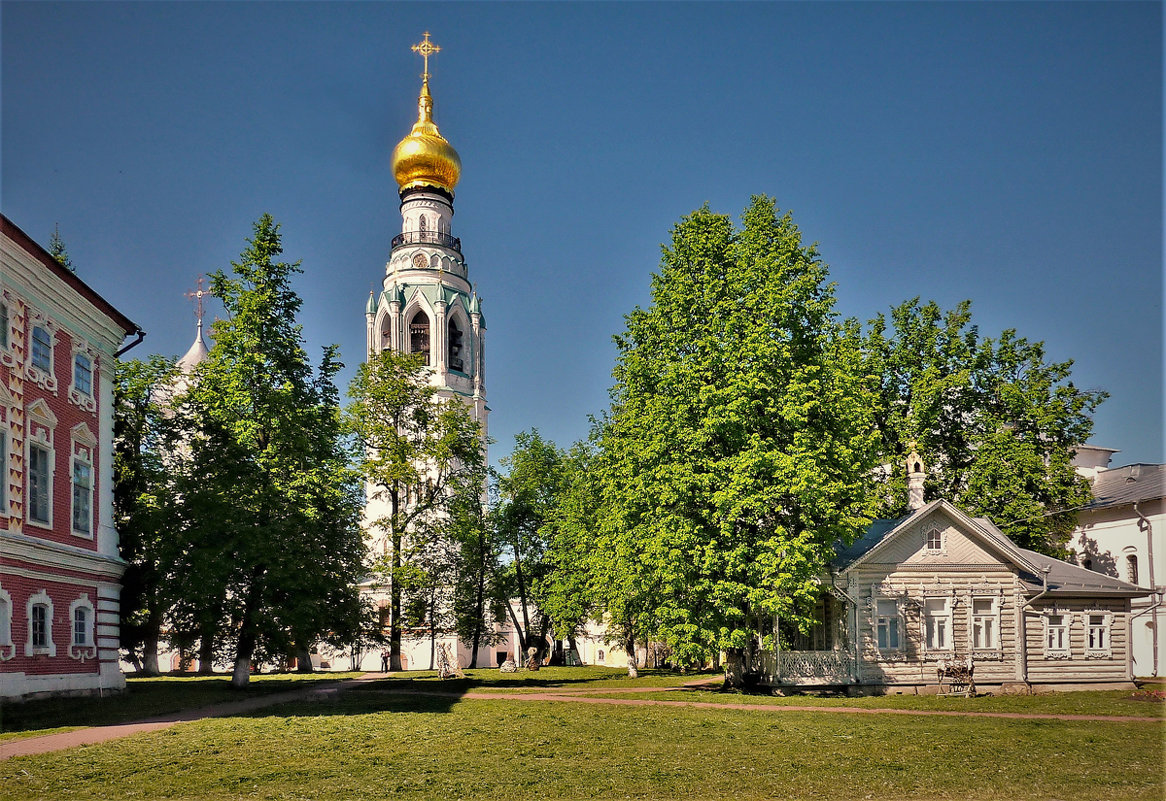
[1, 215, 140, 698]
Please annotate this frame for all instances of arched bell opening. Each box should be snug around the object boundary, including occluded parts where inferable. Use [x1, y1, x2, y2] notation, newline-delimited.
[409, 310, 431, 365]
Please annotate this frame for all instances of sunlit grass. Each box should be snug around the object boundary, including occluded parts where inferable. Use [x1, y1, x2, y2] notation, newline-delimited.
[3, 692, 1160, 800]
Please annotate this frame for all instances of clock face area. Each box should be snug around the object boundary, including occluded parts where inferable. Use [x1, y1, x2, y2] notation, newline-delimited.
[412, 252, 428, 269]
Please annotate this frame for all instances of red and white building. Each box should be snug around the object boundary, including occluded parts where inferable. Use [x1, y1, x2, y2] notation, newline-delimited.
[1, 215, 143, 699]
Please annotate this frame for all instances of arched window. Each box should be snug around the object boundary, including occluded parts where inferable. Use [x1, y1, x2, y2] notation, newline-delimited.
[409, 311, 430, 365]
[1127, 554, 1140, 585]
[597, 649, 605, 663]
[448, 319, 465, 372]
[419, 215, 428, 233]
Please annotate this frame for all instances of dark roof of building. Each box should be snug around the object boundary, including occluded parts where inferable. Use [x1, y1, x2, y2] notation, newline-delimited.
[1, 214, 141, 338]
[1017, 547, 1147, 597]
[1087, 463, 1166, 509]
[834, 518, 901, 567]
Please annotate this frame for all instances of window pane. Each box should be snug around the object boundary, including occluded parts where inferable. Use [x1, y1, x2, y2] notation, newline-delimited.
[74, 608, 87, 645]
[29, 446, 50, 523]
[973, 599, 993, 615]
[877, 600, 897, 616]
[73, 462, 92, 533]
[74, 356, 92, 395]
[32, 604, 47, 646]
[32, 327, 51, 371]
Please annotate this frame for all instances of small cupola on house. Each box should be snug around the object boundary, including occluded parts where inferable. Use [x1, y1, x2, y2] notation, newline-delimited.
[907, 445, 926, 511]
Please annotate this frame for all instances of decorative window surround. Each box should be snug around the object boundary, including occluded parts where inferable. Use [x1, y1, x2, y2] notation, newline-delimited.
[68, 594, 97, 660]
[874, 597, 901, 651]
[68, 341, 97, 412]
[25, 589, 56, 657]
[923, 596, 953, 653]
[1084, 609, 1114, 659]
[26, 399, 57, 530]
[1042, 610, 1071, 659]
[26, 318, 59, 393]
[922, 525, 946, 556]
[70, 423, 96, 538]
[0, 585, 14, 660]
[970, 595, 1003, 655]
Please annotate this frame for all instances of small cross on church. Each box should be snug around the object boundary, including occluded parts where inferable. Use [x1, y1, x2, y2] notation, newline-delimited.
[411, 31, 441, 80]
[184, 276, 210, 331]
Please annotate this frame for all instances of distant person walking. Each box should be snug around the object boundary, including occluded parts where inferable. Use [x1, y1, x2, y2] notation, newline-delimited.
[380, 649, 389, 673]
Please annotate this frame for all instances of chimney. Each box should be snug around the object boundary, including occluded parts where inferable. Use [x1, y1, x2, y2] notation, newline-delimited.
[907, 445, 926, 512]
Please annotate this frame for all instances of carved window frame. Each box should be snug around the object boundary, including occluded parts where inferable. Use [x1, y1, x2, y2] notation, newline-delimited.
[68, 594, 97, 660]
[70, 423, 96, 538]
[25, 589, 56, 657]
[1084, 609, 1114, 659]
[923, 525, 946, 556]
[0, 585, 14, 660]
[1042, 609, 1071, 659]
[922, 596, 953, 653]
[25, 400, 57, 529]
[969, 595, 1003, 655]
[69, 338, 98, 413]
[873, 597, 902, 652]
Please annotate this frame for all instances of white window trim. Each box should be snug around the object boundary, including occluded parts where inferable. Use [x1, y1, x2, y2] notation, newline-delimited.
[68, 594, 97, 660]
[70, 423, 97, 539]
[68, 340, 98, 412]
[25, 589, 56, 657]
[1042, 609, 1071, 659]
[26, 439, 55, 530]
[872, 596, 903, 653]
[0, 585, 15, 661]
[1084, 609, 1114, 659]
[969, 595, 1003, 655]
[922, 525, 946, 556]
[25, 318, 59, 393]
[922, 595, 954, 653]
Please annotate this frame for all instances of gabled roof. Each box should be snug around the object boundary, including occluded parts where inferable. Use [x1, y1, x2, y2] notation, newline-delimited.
[1086, 463, 1165, 509]
[834, 498, 1150, 599]
[835, 499, 1041, 576]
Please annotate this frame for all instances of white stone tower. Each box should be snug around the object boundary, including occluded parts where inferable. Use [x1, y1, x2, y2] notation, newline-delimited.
[365, 32, 487, 431]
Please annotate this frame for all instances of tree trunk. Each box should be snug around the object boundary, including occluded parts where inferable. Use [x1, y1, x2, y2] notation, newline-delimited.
[231, 580, 263, 688]
[624, 633, 638, 678]
[504, 598, 527, 655]
[469, 532, 488, 668]
[126, 650, 143, 673]
[296, 644, 313, 673]
[389, 486, 404, 672]
[142, 633, 161, 675]
[723, 648, 744, 688]
[197, 629, 216, 674]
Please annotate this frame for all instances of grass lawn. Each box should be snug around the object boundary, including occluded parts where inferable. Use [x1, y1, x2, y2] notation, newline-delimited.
[2, 690, 1161, 800]
[0, 671, 360, 739]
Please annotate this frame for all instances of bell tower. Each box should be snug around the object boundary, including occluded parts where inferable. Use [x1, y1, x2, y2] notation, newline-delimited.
[366, 32, 487, 431]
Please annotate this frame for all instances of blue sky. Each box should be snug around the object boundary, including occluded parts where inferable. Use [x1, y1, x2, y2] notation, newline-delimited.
[3, 2, 1161, 466]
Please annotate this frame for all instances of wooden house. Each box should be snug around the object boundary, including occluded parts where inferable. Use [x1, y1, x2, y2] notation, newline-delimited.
[755, 496, 1147, 694]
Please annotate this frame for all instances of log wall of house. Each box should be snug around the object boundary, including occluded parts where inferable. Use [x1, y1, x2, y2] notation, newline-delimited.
[1023, 597, 1132, 684]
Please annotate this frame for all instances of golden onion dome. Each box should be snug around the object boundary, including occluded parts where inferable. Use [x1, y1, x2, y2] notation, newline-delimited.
[391, 78, 461, 194]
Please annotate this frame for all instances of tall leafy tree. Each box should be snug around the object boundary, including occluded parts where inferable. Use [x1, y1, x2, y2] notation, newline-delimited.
[114, 355, 181, 674]
[179, 214, 366, 686]
[595, 196, 876, 674]
[493, 430, 568, 658]
[862, 298, 1106, 554]
[347, 349, 486, 672]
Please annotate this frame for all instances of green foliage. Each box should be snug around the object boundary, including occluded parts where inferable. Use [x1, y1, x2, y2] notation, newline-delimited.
[47, 224, 74, 273]
[493, 429, 569, 654]
[114, 355, 181, 672]
[174, 214, 366, 685]
[861, 298, 1105, 554]
[346, 348, 487, 670]
[593, 196, 877, 665]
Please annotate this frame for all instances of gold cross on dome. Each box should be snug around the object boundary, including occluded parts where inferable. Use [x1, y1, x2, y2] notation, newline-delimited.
[411, 32, 441, 80]
[184, 276, 209, 326]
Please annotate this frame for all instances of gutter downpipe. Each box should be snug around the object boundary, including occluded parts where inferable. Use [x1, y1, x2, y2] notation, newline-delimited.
[1018, 567, 1053, 686]
[1133, 501, 1158, 677]
[114, 328, 146, 358]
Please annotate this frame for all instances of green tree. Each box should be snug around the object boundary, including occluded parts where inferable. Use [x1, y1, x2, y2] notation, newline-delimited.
[48, 224, 75, 273]
[179, 214, 366, 686]
[347, 349, 486, 672]
[114, 355, 181, 674]
[862, 298, 1106, 555]
[493, 430, 568, 659]
[595, 196, 876, 676]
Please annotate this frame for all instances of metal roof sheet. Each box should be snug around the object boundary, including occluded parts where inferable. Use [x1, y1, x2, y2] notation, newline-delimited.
[1087, 463, 1165, 509]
